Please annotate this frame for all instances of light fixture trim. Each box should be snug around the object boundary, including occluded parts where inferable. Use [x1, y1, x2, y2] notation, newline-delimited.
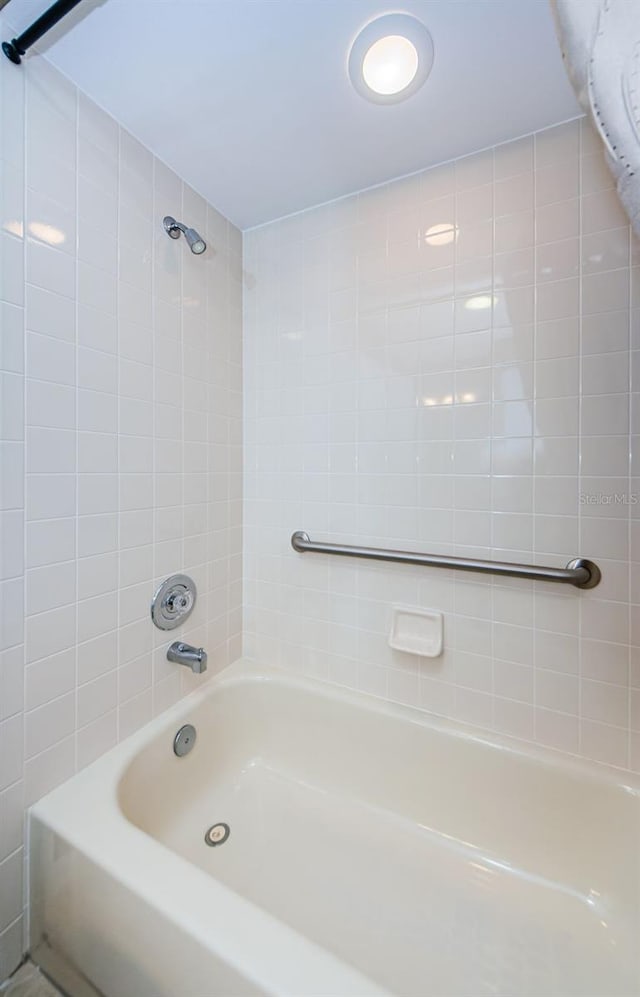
[348, 13, 434, 105]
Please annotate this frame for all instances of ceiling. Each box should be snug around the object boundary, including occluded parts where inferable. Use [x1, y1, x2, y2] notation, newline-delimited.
[3, 0, 580, 229]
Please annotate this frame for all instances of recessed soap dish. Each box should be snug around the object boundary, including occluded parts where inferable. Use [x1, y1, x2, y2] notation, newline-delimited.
[388, 606, 443, 658]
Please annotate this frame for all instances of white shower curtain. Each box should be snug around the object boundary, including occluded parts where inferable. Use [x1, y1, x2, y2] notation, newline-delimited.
[551, 0, 640, 237]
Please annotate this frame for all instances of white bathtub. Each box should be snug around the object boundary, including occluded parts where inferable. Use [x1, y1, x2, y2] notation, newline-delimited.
[30, 661, 640, 997]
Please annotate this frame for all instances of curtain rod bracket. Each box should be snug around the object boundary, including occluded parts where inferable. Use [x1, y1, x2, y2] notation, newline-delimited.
[2, 39, 23, 63]
[2, 0, 84, 64]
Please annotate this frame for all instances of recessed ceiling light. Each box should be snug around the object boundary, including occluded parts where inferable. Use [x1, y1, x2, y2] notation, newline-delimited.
[348, 13, 434, 105]
[362, 35, 418, 96]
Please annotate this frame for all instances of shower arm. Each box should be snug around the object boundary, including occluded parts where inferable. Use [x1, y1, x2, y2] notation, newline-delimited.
[167, 220, 188, 237]
[2, 0, 84, 64]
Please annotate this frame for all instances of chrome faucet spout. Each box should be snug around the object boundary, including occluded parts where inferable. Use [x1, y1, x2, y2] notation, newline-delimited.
[167, 641, 208, 674]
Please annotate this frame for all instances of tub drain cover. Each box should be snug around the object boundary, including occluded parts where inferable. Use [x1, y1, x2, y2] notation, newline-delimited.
[205, 822, 230, 847]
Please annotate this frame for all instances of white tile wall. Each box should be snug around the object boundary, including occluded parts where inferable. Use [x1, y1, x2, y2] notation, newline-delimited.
[0, 33, 242, 979]
[1, 28, 638, 989]
[244, 118, 640, 777]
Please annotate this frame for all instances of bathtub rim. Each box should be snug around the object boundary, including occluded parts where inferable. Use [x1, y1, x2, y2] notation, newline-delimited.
[34, 659, 640, 800]
[29, 658, 640, 997]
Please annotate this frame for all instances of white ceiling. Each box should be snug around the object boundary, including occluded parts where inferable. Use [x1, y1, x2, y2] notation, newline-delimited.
[3, 0, 580, 229]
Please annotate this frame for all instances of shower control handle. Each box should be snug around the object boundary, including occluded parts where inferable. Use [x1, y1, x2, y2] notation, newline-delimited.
[151, 574, 197, 630]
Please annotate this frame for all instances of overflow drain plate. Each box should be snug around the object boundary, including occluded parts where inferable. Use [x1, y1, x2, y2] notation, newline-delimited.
[173, 724, 196, 757]
[205, 822, 230, 847]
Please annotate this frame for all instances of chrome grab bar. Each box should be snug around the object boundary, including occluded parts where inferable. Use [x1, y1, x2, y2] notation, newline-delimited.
[291, 532, 601, 589]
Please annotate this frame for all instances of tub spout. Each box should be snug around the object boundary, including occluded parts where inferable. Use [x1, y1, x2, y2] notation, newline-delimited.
[167, 641, 208, 674]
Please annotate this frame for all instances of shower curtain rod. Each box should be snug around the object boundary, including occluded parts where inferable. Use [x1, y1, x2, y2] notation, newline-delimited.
[2, 0, 83, 64]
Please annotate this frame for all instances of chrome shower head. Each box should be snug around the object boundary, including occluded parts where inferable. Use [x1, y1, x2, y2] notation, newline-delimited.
[163, 216, 206, 255]
[183, 227, 206, 255]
